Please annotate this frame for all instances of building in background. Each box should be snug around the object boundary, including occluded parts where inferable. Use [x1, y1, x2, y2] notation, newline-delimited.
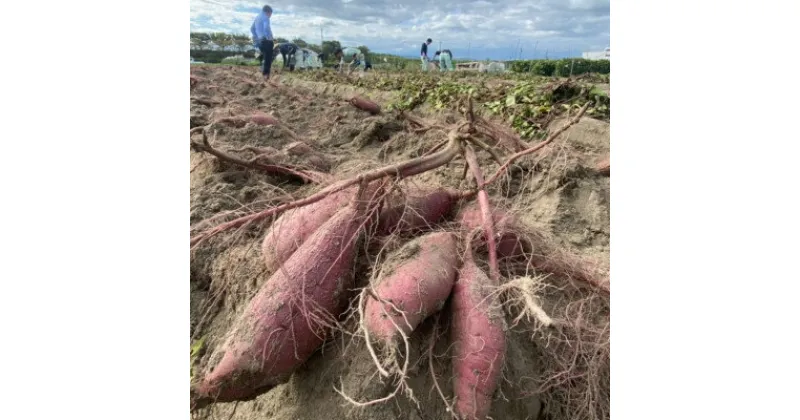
[273, 48, 323, 70]
[582, 47, 610, 60]
[455, 61, 507, 73]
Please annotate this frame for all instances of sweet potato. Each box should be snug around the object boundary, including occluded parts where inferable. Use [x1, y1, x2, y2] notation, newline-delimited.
[458, 203, 529, 259]
[350, 95, 381, 115]
[595, 156, 610, 175]
[250, 112, 280, 126]
[377, 188, 460, 236]
[261, 186, 357, 272]
[193, 200, 372, 405]
[450, 257, 506, 420]
[364, 232, 460, 343]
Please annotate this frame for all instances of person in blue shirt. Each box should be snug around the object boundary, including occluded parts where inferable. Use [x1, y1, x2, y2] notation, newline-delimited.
[250, 5, 274, 81]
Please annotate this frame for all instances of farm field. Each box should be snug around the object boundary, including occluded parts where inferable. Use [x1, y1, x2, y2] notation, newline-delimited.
[189, 64, 611, 420]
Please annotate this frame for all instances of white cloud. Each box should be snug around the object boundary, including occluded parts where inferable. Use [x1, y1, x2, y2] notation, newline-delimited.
[190, 0, 609, 59]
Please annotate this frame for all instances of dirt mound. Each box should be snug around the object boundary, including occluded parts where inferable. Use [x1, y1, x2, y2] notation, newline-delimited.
[190, 66, 610, 420]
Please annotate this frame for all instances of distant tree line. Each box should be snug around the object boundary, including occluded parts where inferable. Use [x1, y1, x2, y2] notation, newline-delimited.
[190, 32, 410, 66]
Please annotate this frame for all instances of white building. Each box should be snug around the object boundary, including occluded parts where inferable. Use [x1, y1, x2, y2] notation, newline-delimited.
[455, 61, 507, 73]
[582, 47, 610, 60]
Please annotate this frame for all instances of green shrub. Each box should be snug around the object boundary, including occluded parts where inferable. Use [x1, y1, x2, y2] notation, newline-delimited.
[509, 59, 609, 76]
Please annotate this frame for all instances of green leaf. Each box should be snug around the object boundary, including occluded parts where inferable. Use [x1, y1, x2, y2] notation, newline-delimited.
[191, 336, 206, 358]
[506, 95, 517, 106]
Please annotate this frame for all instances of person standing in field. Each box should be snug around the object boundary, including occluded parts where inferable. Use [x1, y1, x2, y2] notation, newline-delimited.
[250, 5, 274, 81]
[334, 47, 366, 74]
[420, 38, 432, 71]
[433, 49, 454, 72]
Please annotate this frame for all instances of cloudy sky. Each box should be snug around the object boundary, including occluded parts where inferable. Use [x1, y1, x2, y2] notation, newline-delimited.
[190, 0, 609, 60]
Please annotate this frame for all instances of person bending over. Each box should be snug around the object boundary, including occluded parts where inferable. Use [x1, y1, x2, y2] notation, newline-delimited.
[433, 49, 454, 72]
[334, 47, 366, 74]
[274, 42, 299, 71]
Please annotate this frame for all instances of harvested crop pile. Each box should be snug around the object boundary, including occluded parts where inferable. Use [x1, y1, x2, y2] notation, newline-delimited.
[190, 65, 610, 420]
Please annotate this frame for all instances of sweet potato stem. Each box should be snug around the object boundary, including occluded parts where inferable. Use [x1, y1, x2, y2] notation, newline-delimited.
[481, 102, 590, 189]
[191, 130, 325, 183]
[190, 129, 464, 249]
[463, 145, 500, 284]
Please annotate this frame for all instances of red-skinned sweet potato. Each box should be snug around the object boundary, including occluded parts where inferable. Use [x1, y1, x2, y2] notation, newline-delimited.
[350, 96, 381, 115]
[250, 112, 280, 126]
[193, 199, 373, 406]
[595, 155, 610, 175]
[364, 232, 460, 343]
[450, 255, 506, 420]
[377, 188, 460, 236]
[261, 186, 357, 272]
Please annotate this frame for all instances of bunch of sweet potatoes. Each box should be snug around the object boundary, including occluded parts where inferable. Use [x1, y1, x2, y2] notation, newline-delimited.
[192, 182, 601, 419]
[192, 185, 381, 407]
[362, 230, 506, 420]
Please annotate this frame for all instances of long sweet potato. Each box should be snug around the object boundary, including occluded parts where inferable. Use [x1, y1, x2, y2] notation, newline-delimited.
[377, 188, 460, 236]
[250, 112, 280, 126]
[193, 199, 373, 406]
[450, 256, 506, 420]
[350, 95, 381, 115]
[261, 186, 357, 272]
[364, 232, 460, 343]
